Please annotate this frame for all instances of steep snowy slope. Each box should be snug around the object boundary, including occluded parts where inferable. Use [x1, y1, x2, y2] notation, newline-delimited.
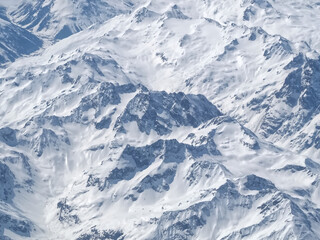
[0, 5, 42, 65]
[7, 0, 319, 155]
[1, 75, 320, 239]
[1, 0, 320, 239]
[10, 0, 138, 40]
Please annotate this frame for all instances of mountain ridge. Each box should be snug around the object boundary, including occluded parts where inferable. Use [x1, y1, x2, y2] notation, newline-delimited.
[1, 0, 320, 239]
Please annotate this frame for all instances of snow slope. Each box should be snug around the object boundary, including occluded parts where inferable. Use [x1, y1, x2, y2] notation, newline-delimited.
[0, 4, 42, 65]
[10, 0, 138, 41]
[1, 0, 320, 239]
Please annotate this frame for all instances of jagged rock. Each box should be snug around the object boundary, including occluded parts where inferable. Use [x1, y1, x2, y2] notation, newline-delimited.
[244, 174, 275, 192]
[57, 199, 80, 225]
[0, 162, 15, 202]
[0, 127, 18, 147]
[133, 165, 177, 193]
[32, 128, 70, 157]
[115, 91, 222, 135]
[77, 228, 124, 240]
[0, 211, 32, 238]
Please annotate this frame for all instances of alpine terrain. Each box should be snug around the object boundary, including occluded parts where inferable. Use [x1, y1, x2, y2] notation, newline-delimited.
[0, 0, 320, 239]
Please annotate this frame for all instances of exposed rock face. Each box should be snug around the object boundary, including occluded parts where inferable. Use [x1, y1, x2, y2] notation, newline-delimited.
[1, 0, 320, 239]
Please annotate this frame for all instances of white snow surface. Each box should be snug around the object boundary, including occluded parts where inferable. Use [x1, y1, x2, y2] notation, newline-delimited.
[0, 0, 320, 239]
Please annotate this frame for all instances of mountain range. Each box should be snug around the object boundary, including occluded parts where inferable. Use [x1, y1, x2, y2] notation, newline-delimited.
[1, 0, 320, 239]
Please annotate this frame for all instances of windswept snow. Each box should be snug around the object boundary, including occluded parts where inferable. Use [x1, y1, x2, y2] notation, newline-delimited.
[0, 0, 320, 239]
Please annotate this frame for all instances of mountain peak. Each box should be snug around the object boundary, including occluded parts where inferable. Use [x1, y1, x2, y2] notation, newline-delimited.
[1, 0, 320, 239]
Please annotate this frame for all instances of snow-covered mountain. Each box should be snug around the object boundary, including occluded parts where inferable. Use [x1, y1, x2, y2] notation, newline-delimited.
[10, 0, 137, 40]
[1, 0, 320, 239]
[0, 5, 42, 65]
